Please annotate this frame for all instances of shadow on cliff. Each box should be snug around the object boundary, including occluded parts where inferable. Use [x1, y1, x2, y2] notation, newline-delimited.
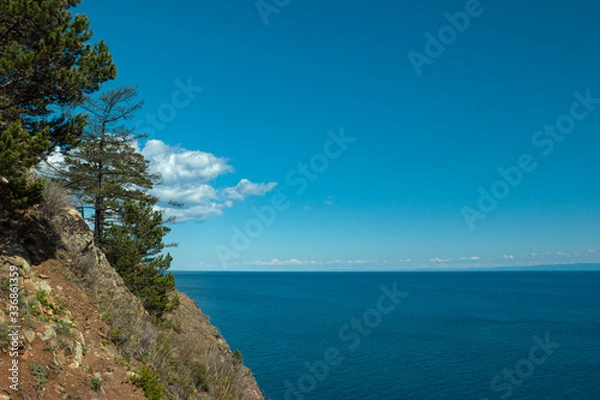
[0, 211, 63, 263]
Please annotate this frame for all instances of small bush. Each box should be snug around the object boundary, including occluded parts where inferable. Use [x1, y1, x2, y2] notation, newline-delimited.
[29, 364, 45, 374]
[90, 377, 102, 391]
[0, 323, 11, 350]
[0, 277, 11, 296]
[191, 362, 209, 392]
[233, 349, 243, 364]
[131, 366, 164, 400]
[36, 290, 49, 306]
[56, 319, 71, 334]
[29, 364, 49, 390]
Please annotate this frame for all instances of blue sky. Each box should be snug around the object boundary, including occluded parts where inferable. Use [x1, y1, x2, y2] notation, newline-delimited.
[75, 0, 600, 270]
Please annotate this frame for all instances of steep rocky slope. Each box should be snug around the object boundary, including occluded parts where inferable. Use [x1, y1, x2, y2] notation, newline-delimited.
[0, 206, 263, 400]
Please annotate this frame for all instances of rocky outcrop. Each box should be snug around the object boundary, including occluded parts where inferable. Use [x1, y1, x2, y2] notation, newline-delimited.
[0, 206, 263, 399]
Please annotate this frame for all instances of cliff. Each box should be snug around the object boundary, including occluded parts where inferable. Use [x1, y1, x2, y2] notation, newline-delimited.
[0, 205, 263, 400]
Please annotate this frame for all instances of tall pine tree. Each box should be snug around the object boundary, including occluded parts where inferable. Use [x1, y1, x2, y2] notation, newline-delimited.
[0, 0, 116, 213]
[56, 86, 158, 246]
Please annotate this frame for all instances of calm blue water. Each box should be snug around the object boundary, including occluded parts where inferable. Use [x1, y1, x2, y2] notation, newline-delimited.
[173, 272, 600, 400]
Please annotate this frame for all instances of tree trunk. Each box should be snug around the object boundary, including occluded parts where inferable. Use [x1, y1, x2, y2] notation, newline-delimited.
[94, 126, 105, 246]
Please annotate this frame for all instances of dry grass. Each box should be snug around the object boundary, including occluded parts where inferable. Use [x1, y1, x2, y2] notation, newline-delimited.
[39, 180, 73, 219]
[2, 187, 262, 399]
[64, 246, 254, 399]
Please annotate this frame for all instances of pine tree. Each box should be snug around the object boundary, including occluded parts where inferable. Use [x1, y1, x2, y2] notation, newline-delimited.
[57, 86, 159, 246]
[0, 121, 49, 210]
[104, 200, 179, 318]
[0, 0, 116, 214]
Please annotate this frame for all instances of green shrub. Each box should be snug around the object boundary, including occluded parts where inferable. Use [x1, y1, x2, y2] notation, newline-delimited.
[191, 363, 209, 392]
[56, 320, 71, 334]
[0, 324, 12, 350]
[131, 366, 164, 400]
[90, 377, 102, 391]
[29, 364, 49, 389]
[233, 349, 243, 364]
[36, 290, 49, 306]
[104, 201, 179, 319]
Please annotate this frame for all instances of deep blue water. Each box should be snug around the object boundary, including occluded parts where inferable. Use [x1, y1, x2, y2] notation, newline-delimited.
[173, 272, 600, 400]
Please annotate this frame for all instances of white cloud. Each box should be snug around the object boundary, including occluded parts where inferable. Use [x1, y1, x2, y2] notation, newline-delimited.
[214, 253, 600, 270]
[238, 258, 299, 267]
[231, 259, 378, 267]
[152, 183, 218, 205]
[459, 256, 480, 261]
[222, 179, 278, 201]
[141, 140, 277, 222]
[142, 139, 234, 183]
[160, 202, 232, 222]
[322, 196, 335, 206]
[39, 140, 277, 223]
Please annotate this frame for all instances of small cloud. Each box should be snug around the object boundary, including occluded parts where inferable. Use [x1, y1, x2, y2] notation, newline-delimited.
[429, 257, 451, 263]
[502, 255, 515, 260]
[303, 205, 311, 211]
[322, 196, 335, 206]
[222, 179, 277, 201]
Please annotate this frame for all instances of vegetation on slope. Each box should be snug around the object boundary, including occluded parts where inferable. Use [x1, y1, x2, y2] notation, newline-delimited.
[0, 1, 263, 399]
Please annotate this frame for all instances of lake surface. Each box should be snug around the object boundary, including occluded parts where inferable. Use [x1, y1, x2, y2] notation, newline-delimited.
[173, 271, 600, 399]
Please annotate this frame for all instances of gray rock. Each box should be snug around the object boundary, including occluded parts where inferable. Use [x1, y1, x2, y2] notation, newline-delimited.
[33, 278, 52, 294]
[4, 256, 31, 277]
[37, 325, 57, 342]
[23, 329, 36, 344]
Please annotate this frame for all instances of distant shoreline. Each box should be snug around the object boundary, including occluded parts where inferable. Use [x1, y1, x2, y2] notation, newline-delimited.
[172, 263, 600, 273]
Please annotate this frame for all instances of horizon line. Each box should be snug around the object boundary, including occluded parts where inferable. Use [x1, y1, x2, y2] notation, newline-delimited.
[171, 262, 600, 273]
